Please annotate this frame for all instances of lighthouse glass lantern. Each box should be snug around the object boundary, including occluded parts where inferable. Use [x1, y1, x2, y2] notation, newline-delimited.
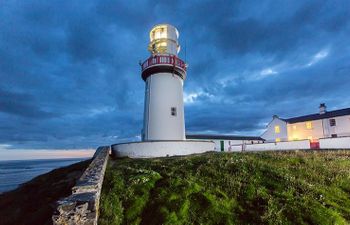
[141, 24, 187, 141]
[148, 25, 180, 55]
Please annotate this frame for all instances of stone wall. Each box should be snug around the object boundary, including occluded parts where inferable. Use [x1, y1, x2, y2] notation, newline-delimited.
[52, 146, 110, 225]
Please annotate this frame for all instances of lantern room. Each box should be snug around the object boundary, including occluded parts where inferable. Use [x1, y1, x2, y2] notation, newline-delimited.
[148, 24, 180, 56]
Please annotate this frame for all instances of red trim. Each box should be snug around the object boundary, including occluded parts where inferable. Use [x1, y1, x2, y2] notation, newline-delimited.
[141, 55, 187, 72]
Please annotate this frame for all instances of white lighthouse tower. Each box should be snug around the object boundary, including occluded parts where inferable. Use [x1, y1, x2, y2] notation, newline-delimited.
[112, 24, 214, 158]
[141, 24, 186, 141]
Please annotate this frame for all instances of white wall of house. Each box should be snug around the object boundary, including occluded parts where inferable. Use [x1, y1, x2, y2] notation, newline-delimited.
[285, 115, 350, 141]
[262, 114, 350, 142]
[261, 117, 288, 142]
[323, 115, 350, 138]
[287, 120, 324, 141]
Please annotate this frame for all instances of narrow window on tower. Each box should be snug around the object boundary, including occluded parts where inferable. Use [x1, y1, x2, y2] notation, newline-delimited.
[171, 107, 177, 116]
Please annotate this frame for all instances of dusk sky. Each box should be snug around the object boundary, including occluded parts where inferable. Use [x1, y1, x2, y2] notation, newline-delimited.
[1, 0, 350, 154]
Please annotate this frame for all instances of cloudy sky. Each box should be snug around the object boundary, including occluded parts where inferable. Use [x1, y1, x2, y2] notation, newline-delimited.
[1, 0, 350, 153]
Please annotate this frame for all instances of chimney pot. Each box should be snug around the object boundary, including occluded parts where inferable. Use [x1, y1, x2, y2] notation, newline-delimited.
[319, 103, 327, 114]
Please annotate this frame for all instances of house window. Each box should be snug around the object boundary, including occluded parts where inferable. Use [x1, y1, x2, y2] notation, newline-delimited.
[329, 119, 336, 127]
[306, 121, 313, 129]
[274, 125, 280, 133]
[331, 134, 338, 138]
[275, 138, 281, 142]
[171, 107, 177, 116]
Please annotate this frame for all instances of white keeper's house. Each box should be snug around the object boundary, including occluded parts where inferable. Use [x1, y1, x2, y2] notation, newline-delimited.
[261, 103, 350, 143]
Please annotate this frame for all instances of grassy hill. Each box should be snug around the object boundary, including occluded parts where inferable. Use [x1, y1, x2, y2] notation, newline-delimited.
[99, 150, 350, 225]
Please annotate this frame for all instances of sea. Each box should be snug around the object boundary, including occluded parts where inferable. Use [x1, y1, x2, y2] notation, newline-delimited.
[0, 158, 87, 194]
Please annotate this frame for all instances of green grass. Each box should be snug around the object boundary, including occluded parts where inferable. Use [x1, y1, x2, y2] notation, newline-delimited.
[99, 150, 350, 225]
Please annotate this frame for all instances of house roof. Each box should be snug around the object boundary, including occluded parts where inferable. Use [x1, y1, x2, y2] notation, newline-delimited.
[186, 134, 265, 141]
[282, 107, 350, 124]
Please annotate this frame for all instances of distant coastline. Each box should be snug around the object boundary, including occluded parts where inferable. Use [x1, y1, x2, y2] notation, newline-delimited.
[0, 157, 89, 162]
[0, 159, 91, 225]
[0, 158, 88, 193]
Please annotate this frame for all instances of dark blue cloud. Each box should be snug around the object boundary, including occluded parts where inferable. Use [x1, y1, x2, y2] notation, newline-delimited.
[0, 0, 349, 149]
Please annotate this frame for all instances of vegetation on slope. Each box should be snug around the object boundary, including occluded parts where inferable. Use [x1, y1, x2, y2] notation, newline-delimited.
[0, 159, 91, 225]
[99, 150, 350, 225]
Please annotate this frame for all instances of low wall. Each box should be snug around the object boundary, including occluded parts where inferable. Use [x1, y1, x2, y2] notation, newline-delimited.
[52, 146, 110, 225]
[112, 140, 215, 158]
[244, 140, 310, 151]
[227, 145, 243, 152]
[211, 140, 243, 151]
[319, 136, 350, 149]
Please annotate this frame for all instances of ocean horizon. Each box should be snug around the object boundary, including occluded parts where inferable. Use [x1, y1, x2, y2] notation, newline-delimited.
[0, 158, 89, 193]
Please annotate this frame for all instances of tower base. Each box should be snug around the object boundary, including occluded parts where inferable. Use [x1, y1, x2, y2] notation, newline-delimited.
[111, 140, 215, 158]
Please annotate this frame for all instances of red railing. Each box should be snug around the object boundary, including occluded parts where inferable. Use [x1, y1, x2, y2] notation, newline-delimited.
[141, 55, 186, 71]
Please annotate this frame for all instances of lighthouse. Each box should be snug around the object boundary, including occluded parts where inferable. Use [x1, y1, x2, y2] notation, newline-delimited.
[141, 24, 186, 141]
[112, 24, 214, 158]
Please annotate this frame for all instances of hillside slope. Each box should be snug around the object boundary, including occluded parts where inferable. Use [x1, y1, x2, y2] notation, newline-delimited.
[99, 150, 350, 225]
[0, 159, 91, 225]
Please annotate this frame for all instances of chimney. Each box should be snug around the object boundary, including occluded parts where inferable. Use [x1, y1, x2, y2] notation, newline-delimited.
[319, 103, 327, 114]
[272, 115, 279, 119]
